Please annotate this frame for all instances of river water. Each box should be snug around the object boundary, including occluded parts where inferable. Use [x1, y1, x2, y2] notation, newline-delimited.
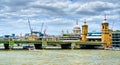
[0, 49, 120, 65]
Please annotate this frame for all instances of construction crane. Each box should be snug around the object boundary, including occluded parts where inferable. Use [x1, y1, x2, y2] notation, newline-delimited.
[111, 21, 115, 31]
[41, 23, 44, 33]
[43, 26, 47, 36]
[28, 18, 33, 35]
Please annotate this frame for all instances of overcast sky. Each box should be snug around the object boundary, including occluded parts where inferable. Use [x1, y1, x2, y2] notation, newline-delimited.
[0, 0, 120, 36]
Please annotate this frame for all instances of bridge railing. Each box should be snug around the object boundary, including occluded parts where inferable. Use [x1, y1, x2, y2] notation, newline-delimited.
[0, 40, 103, 45]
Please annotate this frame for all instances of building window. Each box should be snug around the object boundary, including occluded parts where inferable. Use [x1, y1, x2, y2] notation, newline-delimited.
[102, 26, 104, 29]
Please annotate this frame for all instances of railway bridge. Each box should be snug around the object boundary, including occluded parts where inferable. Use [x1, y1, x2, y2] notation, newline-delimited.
[0, 40, 103, 50]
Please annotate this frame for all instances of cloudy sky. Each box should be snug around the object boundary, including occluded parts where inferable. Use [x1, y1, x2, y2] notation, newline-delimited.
[0, 0, 120, 36]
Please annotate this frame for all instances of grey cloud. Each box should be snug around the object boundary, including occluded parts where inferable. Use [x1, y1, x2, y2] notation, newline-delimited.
[0, 0, 119, 18]
[75, 1, 119, 16]
[0, 0, 34, 6]
[31, 5, 66, 16]
[0, 0, 35, 13]
[76, 9, 99, 16]
[47, 21, 72, 26]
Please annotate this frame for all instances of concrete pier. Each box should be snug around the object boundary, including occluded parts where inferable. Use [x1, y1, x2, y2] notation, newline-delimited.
[4, 44, 9, 50]
[61, 44, 71, 49]
[34, 44, 42, 49]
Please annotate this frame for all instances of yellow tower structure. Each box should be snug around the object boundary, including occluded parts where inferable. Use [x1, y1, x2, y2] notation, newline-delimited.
[101, 15, 112, 48]
[82, 19, 88, 42]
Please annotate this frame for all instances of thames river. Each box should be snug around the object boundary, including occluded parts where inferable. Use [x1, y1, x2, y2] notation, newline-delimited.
[0, 49, 120, 65]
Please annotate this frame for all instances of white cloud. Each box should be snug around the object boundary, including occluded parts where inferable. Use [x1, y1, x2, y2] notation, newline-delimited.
[0, 0, 120, 35]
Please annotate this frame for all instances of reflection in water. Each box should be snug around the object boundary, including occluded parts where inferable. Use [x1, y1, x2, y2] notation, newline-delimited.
[0, 50, 120, 65]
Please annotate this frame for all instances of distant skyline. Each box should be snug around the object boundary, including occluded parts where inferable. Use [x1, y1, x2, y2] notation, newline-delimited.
[0, 0, 120, 36]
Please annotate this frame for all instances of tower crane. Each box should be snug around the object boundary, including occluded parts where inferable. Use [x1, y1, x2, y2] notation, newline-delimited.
[28, 18, 33, 35]
[111, 21, 115, 31]
[43, 26, 47, 36]
[41, 23, 44, 33]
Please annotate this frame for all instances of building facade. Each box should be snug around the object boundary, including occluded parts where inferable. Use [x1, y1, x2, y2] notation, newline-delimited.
[87, 32, 101, 42]
[112, 32, 120, 49]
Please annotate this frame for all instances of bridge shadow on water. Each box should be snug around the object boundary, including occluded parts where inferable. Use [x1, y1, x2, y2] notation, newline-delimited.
[0, 45, 104, 50]
[0, 48, 104, 51]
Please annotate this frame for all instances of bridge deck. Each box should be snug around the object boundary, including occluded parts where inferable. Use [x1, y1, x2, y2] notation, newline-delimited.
[0, 40, 103, 45]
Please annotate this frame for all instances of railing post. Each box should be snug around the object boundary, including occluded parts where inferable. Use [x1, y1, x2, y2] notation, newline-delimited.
[42, 41, 47, 49]
[9, 40, 14, 50]
[71, 42, 76, 50]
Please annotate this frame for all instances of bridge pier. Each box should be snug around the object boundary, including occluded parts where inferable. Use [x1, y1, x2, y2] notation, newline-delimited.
[34, 44, 42, 49]
[61, 43, 71, 49]
[4, 44, 9, 50]
[42, 41, 47, 49]
[34, 41, 47, 49]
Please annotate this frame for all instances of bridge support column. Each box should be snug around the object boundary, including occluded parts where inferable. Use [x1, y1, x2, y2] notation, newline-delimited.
[4, 44, 9, 50]
[71, 42, 76, 50]
[34, 44, 42, 49]
[42, 41, 47, 49]
[61, 43, 71, 49]
[34, 41, 47, 49]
